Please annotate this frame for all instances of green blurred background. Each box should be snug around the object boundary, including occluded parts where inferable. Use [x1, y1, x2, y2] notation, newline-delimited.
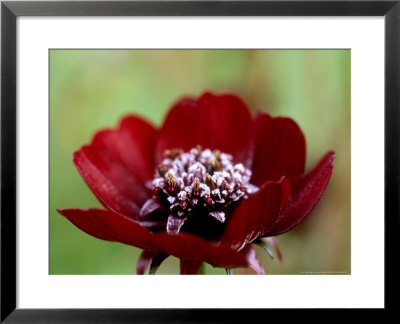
[50, 49, 350, 275]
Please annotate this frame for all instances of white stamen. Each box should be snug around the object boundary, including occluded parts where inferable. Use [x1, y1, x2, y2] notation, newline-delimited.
[167, 196, 176, 204]
[177, 191, 187, 200]
[152, 147, 257, 222]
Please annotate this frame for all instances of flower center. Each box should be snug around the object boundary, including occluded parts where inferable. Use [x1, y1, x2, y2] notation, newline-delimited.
[151, 146, 257, 234]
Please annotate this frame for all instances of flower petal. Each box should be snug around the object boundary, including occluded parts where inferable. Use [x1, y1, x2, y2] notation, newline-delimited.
[150, 232, 248, 268]
[91, 116, 157, 184]
[245, 246, 265, 275]
[155, 92, 253, 163]
[57, 208, 153, 250]
[266, 151, 335, 236]
[74, 146, 148, 217]
[221, 177, 292, 251]
[197, 93, 254, 160]
[155, 97, 198, 162]
[250, 113, 306, 187]
[136, 250, 159, 275]
[180, 260, 203, 275]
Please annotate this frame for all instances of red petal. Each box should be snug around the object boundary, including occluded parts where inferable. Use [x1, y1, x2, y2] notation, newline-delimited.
[57, 208, 153, 250]
[221, 177, 292, 251]
[92, 116, 157, 184]
[74, 146, 148, 217]
[155, 92, 253, 163]
[180, 260, 203, 274]
[250, 113, 306, 187]
[245, 246, 265, 275]
[150, 232, 248, 268]
[155, 97, 198, 162]
[266, 151, 335, 236]
[136, 250, 159, 275]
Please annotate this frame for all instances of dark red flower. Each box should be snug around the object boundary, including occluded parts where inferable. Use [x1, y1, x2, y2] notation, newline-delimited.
[58, 92, 335, 275]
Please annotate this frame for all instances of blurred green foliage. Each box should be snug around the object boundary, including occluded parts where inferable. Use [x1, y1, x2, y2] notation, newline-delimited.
[50, 49, 350, 275]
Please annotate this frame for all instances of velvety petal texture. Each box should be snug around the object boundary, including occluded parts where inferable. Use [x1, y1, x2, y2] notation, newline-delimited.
[73, 146, 147, 217]
[91, 116, 157, 184]
[150, 233, 248, 268]
[250, 113, 306, 187]
[221, 177, 292, 251]
[58, 208, 152, 250]
[155, 92, 253, 163]
[266, 151, 335, 236]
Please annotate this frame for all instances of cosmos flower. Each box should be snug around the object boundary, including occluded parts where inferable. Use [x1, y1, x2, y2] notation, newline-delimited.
[58, 92, 335, 275]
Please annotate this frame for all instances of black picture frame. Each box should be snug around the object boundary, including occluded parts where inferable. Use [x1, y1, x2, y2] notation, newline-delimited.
[1, 0, 398, 321]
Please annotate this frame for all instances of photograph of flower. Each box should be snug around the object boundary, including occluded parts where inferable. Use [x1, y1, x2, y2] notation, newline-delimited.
[50, 49, 350, 275]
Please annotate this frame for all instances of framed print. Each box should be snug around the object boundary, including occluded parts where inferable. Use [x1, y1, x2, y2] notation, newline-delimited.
[48, 48, 349, 276]
[1, 0, 399, 321]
